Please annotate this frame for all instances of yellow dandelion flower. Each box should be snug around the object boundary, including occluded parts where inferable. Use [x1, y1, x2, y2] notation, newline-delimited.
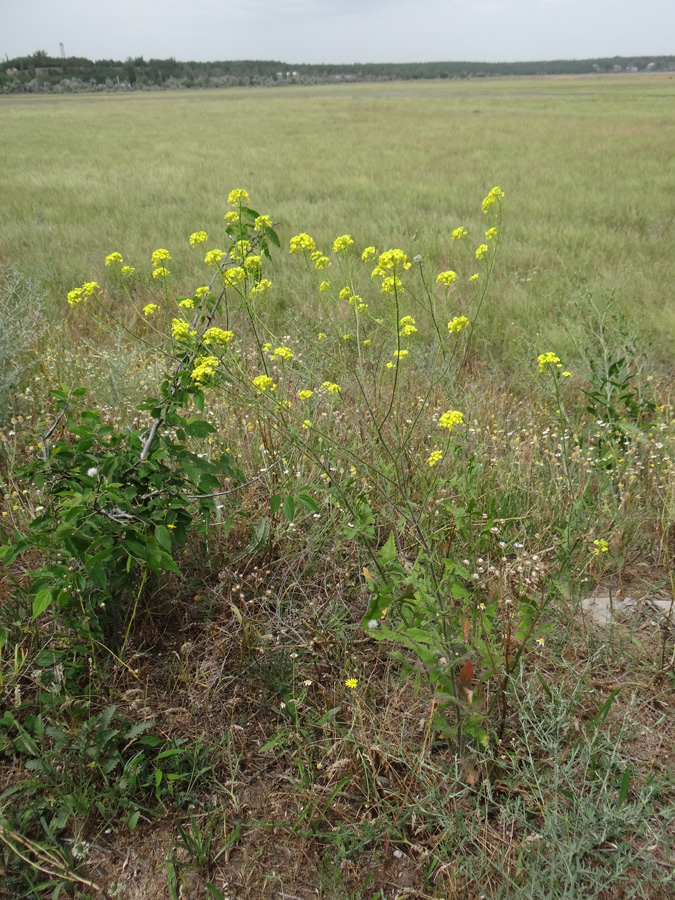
[345, 677, 358, 690]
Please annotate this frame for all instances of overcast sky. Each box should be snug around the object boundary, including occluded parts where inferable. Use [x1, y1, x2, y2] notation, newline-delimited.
[3, 0, 673, 64]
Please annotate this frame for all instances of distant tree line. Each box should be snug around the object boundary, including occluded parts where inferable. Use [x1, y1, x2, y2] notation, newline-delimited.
[3, 50, 674, 94]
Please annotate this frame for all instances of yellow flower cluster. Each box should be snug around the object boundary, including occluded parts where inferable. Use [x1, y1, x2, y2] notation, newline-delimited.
[171, 318, 194, 341]
[67, 281, 101, 307]
[204, 249, 225, 267]
[121, 266, 135, 276]
[427, 450, 443, 467]
[448, 315, 470, 334]
[250, 278, 273, 297]
[469, 273, 479, 282]
[485, 227, 498, 241]
[333, 234, 354, 253]
[373, 248, 411, 274]
[290, 233, 317, 254]
[438, 410, 464, 432]
[298, 390, 314, 400]
[537, 352, 562, 373]
[272, 346, 294, 361]
[203, 327, 234, 347]
[232, 239, 252, 261]
[319, 280, 331, 292]
[254, 214, 272, 230]
[227, 188, 250, 205]
[104, 252, 123, 266]
[398, 316, 417, 336]
[189, 231, 208, 246]
[191, 356, 219, 384]
[452, 227, 467, 240]
[253, 374, 273, 392]
[143, 303, 160, 316]
[151, 248, 172, 266]
[152, 266, 170, 279]
[482, 186, 505, 213]
[244, 255, 262, 272]
[224, 211, 239, 224]
[381, 275, 403, 295]
[593, 539, 609, 555]
[361, 246, 377, 262]
[436, 270, 458, 286]
[178, 298, 194, 308]
[475, 244, 488, 260]
[393, 349, 408, 359]
[224, 266, 245, 287]
[339, 286, 352, 300]
[195, 286, 209, 300]
[322, 381, 341, 395]
[311, 252, 330, 269]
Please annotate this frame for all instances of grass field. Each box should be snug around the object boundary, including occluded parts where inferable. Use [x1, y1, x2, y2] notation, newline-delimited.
[0, 76, 674, 899]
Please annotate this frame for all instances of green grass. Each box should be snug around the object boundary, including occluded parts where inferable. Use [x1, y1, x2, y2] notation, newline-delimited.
[1, 75, 674, 358]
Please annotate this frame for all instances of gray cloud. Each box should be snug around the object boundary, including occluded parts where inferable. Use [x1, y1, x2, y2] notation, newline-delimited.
[3, 0, 674, 64]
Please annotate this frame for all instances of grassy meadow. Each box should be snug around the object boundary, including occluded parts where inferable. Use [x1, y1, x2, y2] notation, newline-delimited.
[0, 76, 674, 899]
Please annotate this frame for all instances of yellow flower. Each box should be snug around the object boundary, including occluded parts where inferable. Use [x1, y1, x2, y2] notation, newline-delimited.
[322, 381, 341, 395]
[452, 227, 467, 240]
[195, 286, 209, 299]
[537, 352, 561, 373]
[224, 210, 239, 223]
[67, 287, 83, 307]
[253, 375, 273, 392]
[377, 249, 411, 272]
[191, 356, 219, 384]
[204, 249, 226, 267]
[482, 186, 505, 213]
[171, 318, 191, 341]
[381, 275, 403, 294]
[224, 266, 245, 286]
[343, 334, 351, 341]
[273, 346, 294, 360]
[393, 349, 408, 359]
[319, 280, 331, 292]
[345, 677, 358, 690]
[333, 234, 354, 253]
[274, 399, 291, 413]
[250, 278, 273, 297]
[121, 266, 135, 276]
[104, 252, 123, 265]
[427, 450, 443, 467]
[398, 315, 417, 336]
[562, 371, 571, 377]
[339, 286, 352, 300]
[361, 246, 377, 262]
[448, 315, 470, 334]
[227, 188, 250, 205]
[189, 231, 208, 246]
[244, 255, 262, 272]
[314, 256, 330, 270]
[290, 232, 316, 254]
[362, 338, 371, 346]
[298, 390, 314, 400]
[254, 214, 272, 230]
[178, 298, 194, 308]
[143, 303, 160, 316]
[469, 273, 479, 282]
[203, 327, 234, 346]
[485, 227, 498, 241]
[317, 332, 326, 341]
[302, 419, 312, 429]
[438, 410, 464, 432]
[436, 270, 458, 286]
[82, 282, 101, 297]
[151, 248, 172, 266]
[593, 538, 609, 555]
[385, 362, 395, 369]
[152, 266, 170, 279]
[475, 244, 489, 260]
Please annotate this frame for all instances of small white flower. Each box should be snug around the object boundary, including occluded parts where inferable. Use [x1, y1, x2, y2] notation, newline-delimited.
[87, 467, 99, 478]
[367, 619, 380, 629]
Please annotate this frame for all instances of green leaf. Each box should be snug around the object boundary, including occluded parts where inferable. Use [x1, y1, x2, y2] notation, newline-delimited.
[32, 589, 53, 619]
[282, 496, 295, 522]
[184, 420, 216, 438]
[246, 517, 270, 554]
[297, 493, 319, 514]
[154, 524, 172, 552]
[270, 494, 282, 515]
